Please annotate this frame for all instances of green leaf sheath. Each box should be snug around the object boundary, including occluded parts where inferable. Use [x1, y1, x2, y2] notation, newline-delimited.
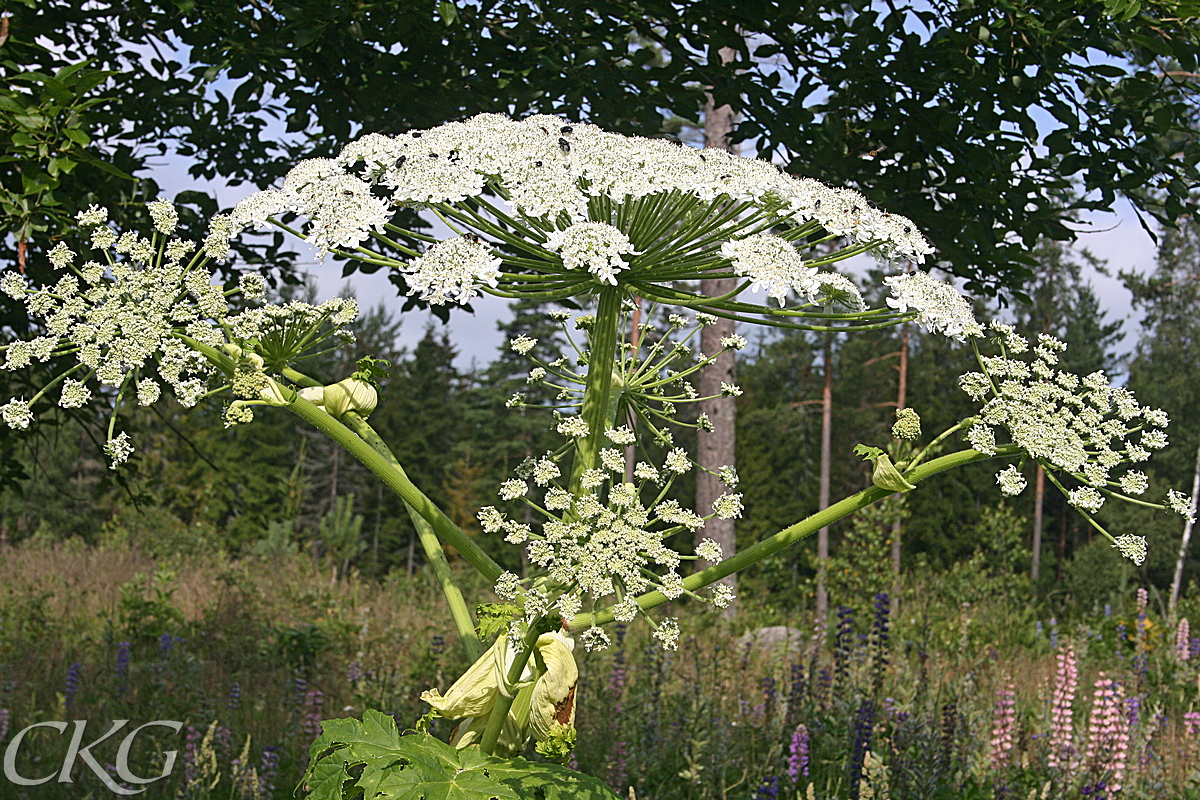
[477, 619, 549, 756]
[565, 444, 1020, 631]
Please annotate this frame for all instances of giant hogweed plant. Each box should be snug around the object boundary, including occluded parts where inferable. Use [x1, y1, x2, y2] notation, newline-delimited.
[2, 113, 1194, 797]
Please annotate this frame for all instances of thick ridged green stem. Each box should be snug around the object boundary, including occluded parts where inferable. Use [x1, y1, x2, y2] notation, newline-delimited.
[342, 412, 483, 662]
[281, 392, 504, 586]
[478, 618, 550, 755]
[565, 445, 1017, 631]
[568, 288, 624, 494]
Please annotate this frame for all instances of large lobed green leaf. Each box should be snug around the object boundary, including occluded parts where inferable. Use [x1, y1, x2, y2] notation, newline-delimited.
[303, 710, 620, 800]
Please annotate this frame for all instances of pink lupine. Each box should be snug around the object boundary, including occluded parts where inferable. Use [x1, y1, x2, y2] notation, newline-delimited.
[1048, 643, 1078, 774]
[1177, 618, 1191, 663]
[1084, 673, 1129, 793]
[1184, 711, 1200, 738]
[990, 680, 1018, 768]
[1136, 587, 1148, 614]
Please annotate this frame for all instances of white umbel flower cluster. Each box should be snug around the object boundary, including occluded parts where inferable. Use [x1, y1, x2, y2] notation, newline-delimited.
[884, 271, 983, 340]
[0, 203, 360, 472]
[963, 332, 1185, 562]
[221, 113, 935, 307]
[718, 233, 864, 309]
[543, 223, 638, 285]
[401, 236, 502, 305]
[481, 441, 728, 650]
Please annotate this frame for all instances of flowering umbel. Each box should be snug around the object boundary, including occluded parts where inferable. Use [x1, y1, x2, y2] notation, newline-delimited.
[0, 201, 360, 466]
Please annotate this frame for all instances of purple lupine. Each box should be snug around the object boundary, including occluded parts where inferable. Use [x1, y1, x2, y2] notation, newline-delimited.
[347, 661, 362, 684]
[182, 724, 202, 786]
[1036, 620, 1044, 639]
[1190, 636, 1200, 660]
[871, 592, 890, 689]
[1125, 695, 1141, 731]
[116, 642, 130, 695]
[848, 700, 876, 800]
[1115, 623, 1127, 661]
[1049, 618, 1059, 651]
[788, 724, 810, 782]
[431, 634, 445, 655]
[303, 688, 325, 740]
[64, 662, 82, 711]
[834, 606, 854, 686]
[228, 681, 241, 710]
[293, 674, 307, 706]
[258, 745, 281, 799]
[1105, 604, 1112, 618]
[0, 708, 8, 741]
[753, 775, 780, 799]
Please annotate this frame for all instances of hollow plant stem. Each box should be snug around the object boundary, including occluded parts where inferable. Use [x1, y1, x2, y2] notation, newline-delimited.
[342, 411, 483, 661]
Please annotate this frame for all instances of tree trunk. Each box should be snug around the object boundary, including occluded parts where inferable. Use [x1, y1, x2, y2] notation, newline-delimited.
[1031, 464, 1045, 581]
[1170, 439, 1200, 614]
[816, 333, 833, 621]
[696, 44, 739, 617]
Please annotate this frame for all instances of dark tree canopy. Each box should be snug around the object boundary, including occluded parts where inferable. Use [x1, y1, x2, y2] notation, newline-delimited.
[3, 0, 1200, 296]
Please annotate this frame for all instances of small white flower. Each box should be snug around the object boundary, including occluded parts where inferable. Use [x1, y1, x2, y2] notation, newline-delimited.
[1119, 471, 1148, 496]
[238, 273, 267, 301]
[711, 584, 735, 609]
[721, 334, 747, 351]
[720, 233, 814, 307]
[712, 493, 744, 519]
[720, 382, 743, 398]
[147, 199, 179, 235]
[104, 432, 134, 468]
[966, 424, 997, 456]
[494, 571, 522, 600]
[695, 538, 724, 563]
[478, 506, 505, 533]
[958, 373, 991, 401]
[510, 335, 538, 355]
[136, 378, 161, 406]
[527, 367, 546, 383]
[59, 379, 92, 409]
[403, 236, 503, 305]
[653, 618, 680, 651]
[532, 457, 560, 486]
[884, 270, 983, 340]
[718, 465, 740, 489]
[600, 448, 625, 473]
[633, 462, 660, 483]
[76, 205, 108, 226]
[499, 479, 528, 500]
[1167, 489, 1197, 524]
[1, 272, 27, 300]
[995, 465, 1026, 497]
[1112, 535, 1147, 566]
[605, 425, 636, 445]
[665, 448, 691, 473]
[1, 398, 33, 429]
[1141, 429, 1168, 450]
[580, 469, 607, 489]
[48, 242, 76, 271]
[556, 415, 590, 438]
[1068, 487, 1105, 514]
[579, 627, 611, 651]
